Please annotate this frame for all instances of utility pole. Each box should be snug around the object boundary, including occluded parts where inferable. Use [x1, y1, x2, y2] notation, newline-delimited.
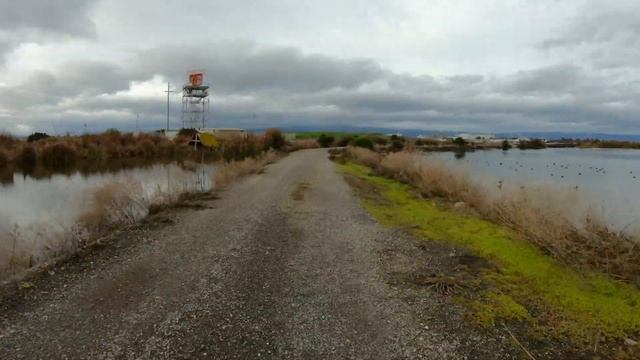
[165, 82, 176, 131]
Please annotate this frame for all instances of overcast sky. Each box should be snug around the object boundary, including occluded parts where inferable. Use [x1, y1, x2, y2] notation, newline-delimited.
[0, 0, 639, 135]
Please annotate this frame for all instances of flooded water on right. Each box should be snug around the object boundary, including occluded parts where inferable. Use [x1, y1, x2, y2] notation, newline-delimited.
[432, 148, 640, 234]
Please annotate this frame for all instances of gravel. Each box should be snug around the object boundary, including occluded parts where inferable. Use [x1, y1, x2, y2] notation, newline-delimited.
[0, 149, 520, 359]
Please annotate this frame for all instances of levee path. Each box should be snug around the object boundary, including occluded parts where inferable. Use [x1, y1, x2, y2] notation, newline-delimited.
[0, 149, 519, 359]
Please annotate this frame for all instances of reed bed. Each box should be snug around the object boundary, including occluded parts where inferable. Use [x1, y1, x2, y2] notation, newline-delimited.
[345, 147, 640, 285]
[0, 129, 292, 174]
[213, 150, 279, 188]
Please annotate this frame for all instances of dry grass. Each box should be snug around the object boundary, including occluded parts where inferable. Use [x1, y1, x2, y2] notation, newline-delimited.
[77, 180, 146, 238]
[0, 148, 8, 167]
[287, 139, 319, 151]
[344, 147, 640, 284]
[213, 150, 279, 188]
[346, 146, 382, 168]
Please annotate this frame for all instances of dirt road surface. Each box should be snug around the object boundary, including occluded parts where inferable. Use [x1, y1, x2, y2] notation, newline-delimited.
[0, 149, 520, 359]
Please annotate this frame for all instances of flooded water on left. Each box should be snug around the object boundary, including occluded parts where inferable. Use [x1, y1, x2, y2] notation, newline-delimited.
[0, 163, 214, 277]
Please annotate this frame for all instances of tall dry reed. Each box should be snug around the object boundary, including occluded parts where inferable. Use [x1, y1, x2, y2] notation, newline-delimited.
[345, 147, 640, 284]
[213, 150, 278, 188]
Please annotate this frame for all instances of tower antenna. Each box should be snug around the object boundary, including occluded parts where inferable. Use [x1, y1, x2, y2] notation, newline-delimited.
[165, 82, 176, 131]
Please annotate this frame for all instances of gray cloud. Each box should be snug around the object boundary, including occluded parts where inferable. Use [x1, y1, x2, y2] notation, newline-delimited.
[0, 0, 97, 37]
[131, 42, 387, 93]
[0, 0, 97, 64]
[2, 1, 640, 136]
[540, 1, 640, 72]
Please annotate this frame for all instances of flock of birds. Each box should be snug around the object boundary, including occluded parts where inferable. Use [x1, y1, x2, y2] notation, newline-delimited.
[456, 156, 640, 190]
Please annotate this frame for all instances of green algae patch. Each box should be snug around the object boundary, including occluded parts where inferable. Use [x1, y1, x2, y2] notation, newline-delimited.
[339, 161, 640, 342]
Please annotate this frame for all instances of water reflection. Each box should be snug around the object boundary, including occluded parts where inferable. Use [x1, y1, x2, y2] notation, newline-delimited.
[0, 162, 214, 273]
[431, 148, 640, 233]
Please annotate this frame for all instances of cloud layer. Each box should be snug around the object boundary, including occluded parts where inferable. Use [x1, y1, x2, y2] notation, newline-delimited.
[0, 0, 639, 135]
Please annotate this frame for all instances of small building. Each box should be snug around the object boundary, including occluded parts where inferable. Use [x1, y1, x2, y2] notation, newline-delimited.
[455, 133, 496, 143]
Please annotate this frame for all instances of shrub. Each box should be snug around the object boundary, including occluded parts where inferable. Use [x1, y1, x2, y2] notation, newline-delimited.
[0, 148, 8, 167]
[317, 134, 335, 147]
[138, 139, 157, 158]
[453, 137, 466, 147]
[390, 139, 405, 152]
[213, 150, 278, 187]
[368, 135, 388, 145]
[335, 135, 354, 147]
[0, 134, 18, 150]
[263, 128, 285, 150]
[27, 132, 50, 143]
[350, 137, 374, 150]
[178, 128, 197, 137]
[288, 139, 319, 151]
[518, 138, 546, 149]
[18, 146, 37, 166]
[501, 140, 512, 150]
[345, 146, 381, 168]
[104, 128, 121, 136]
[41, 143, 77, 168]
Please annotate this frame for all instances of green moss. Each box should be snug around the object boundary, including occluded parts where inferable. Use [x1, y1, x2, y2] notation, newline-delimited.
[471, 292, 532, 327]
[339, 162, 640, 341]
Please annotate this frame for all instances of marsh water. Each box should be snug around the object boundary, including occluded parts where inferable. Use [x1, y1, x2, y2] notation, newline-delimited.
[0, 162, 214, 270]
[433, 148, 640, 233]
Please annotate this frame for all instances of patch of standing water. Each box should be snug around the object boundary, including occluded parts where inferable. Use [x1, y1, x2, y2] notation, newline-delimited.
[0, 163, 214, 274]
[431, 148, 640, 234]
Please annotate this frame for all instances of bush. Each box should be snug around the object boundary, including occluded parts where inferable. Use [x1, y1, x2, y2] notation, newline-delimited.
[350, 137, 374, 150]
[41, 143, 77, 168]
[336, 135, 354, 147]
[518, 138, 546, 150]
[263, 128, 285, 150]
[368, 135, 388, 145]
[0, 134, 17, 149]
[18, 146, 37, 166]
[317, 134, 335, 147]
[502, 140, 512, 150]
[0, 148, 8, 167]
[27, 132, 50, 143]
[390, 139, 405, 152]
[453, 137, 466, 147]
[104, 128, 121, 136]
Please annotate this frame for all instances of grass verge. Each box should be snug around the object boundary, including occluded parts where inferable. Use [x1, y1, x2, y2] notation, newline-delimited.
[339, 161, 640, 353]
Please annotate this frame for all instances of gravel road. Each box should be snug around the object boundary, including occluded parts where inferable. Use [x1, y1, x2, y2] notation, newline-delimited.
[0, 149, 520, 359]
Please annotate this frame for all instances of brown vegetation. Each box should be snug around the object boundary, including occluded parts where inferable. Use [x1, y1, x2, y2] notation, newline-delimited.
[0, 128, 299, 174]
[213, 150, 279, 188]
[578, 139, 640, 149]
[286, 139, 319, 151]
[0, 148, 8, 167]
[344, 147, 640, 284]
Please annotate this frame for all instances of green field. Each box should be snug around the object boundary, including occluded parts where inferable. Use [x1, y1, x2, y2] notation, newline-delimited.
[294, 131, 383, 139]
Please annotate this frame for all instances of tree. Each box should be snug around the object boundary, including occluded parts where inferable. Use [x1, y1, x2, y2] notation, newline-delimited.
[453, 137, 466, 147]
[501, 140, 512, 150]
[350, 137, 374, 149]
[317, 134, 335, 147]
[264, 128, 285, 150]
[27, 132, 50, 143]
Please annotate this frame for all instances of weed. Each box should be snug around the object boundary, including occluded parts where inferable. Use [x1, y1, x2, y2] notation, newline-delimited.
[213, 150, 278, 187]
[339, 161, 640, 344]
[264, 128, 285, 150]
[41, 142, 78, 168]
[343, 149, 640, 285]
